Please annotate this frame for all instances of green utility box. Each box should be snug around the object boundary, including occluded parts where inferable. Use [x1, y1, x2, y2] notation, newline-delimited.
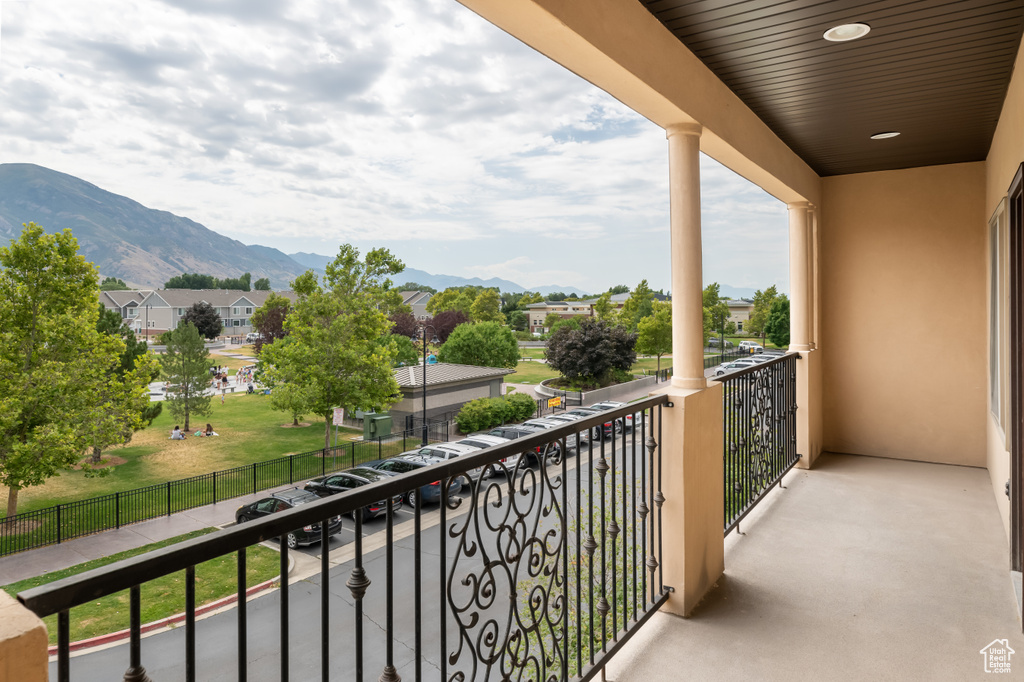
[363, 414, 393, 440]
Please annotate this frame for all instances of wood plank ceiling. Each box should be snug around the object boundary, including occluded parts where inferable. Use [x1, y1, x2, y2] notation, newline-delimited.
[640, 0, 1024, 176]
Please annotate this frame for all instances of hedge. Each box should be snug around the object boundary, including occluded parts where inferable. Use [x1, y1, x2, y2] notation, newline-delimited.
[455, 393, 537, 433]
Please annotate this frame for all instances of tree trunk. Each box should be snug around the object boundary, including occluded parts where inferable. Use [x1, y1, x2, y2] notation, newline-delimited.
[90, 445, 102, 465]
[656, 355, 661, 377]
[6, 486, 19, 518]
[324, 415, 331, 454]
[293, 416, 299, 427]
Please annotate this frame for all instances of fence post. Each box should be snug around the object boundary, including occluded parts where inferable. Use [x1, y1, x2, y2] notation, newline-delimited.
[322, 450, 326, 477]
[56, 505, 61, 545]
[378, 437, 382, 460]
[403, 432, 406, 451]
[289, 455, 294, 484]
[351, 442, 355, 468]
[213, 471, 217, 505]
[166, 482, 171, 516]
[253, 463, 257, 495]
[115, 493, 121, 530]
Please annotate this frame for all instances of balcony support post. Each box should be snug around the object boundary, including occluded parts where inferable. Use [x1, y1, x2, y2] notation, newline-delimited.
[788, 201, 813, 351]
[667, 122, 707, 390]
[0, 592, 48, 682]
[649, 382, 724, 615]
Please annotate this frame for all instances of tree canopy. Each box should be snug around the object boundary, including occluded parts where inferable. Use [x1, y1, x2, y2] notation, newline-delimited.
[396, 282, 437, 294]
[253, 277, 271, 291]
[429, 310, 470, 343]
[636, 301, 672, 374]
[747, 285, 779, 341]
[703, 282, 730, 340]
[764, 296, 791, 348]
[252, 292, 291, 354]
[259, 245, 405, 450]
[426, 286, 478, 317]
[100, 276, 128, 290]
[470, 289, 505, 323]
[546, 318, 637, 387]
[618, 280, 655, 331]
[164, 272, 253, 291]
[607, 284, 630, 295]
[161, 322, 213, 432]
[182, 301, 223, 340]
[0, 223, 130, 516]
[437, 321, 518, 369]
[388, 311, 420, 339]
[592, 292, 616, 322]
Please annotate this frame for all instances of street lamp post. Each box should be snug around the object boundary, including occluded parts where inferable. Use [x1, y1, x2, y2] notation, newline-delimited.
[413, 325, 440, 446]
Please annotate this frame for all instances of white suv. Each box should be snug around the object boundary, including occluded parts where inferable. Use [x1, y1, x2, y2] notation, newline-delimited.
[738, 341, 763, 353]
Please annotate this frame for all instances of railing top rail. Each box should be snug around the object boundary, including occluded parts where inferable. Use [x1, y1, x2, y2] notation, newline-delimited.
[713, 351, 796, 382]
[19, 394, 668, 618]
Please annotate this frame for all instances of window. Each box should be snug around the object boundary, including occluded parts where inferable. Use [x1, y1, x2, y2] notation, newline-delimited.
[245, 307, 253, 315]
[233, 319, 241, 327]
[178, 308, 184, 316]
[241, 319, 249, 327]
[233, 307, 240, 315]
[127, 308, 138, 318]
[991, 200, 1007, 430]
[148, 321, 155, 328]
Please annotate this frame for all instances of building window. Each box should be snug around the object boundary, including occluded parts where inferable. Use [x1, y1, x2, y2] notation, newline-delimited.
[177, 308, 184, 316]
[233, 319, 241, 327]
[245, 307, 253, 315]
[148, 321, 155, 328]
[241, 318, 249, 327]
[233, 307, 240, 315]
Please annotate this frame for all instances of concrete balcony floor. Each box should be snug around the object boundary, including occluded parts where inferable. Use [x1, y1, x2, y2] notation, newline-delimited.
[605, 453, 1023, 681]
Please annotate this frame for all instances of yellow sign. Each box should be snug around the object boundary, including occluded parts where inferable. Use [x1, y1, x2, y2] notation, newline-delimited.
[547, 397, 561, 408]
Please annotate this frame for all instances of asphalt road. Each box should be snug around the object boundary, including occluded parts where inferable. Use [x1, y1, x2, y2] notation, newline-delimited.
[55, 434, 657, 681]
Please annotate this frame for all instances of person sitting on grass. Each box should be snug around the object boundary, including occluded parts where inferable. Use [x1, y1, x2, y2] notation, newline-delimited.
[200, 423, 218, 437]
[170, 425, 184, 440]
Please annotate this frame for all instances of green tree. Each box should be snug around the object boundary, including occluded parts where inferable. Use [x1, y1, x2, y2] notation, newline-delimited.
[618, 280, 654, 331]
[703, 282, 730, 343]
[507, 310, 528, 331]
[259, 246, 405, 450]
[546, 318, 637, 386]
[100, 276, 129, 290]
[251, 292, 291, 354]
[89, 306, 159, 464]
[636, 301, 672, 375]
[253, 277, 271, 291]
[592, 291, 616, 322]
[548, 316, 582, 338]
[396, 282, 437, 294]
[747, 285, 779, 345]
[389, 334, 419, 366]
[519, 291, 544, 306]
[764, 296, 790, 348]
[438, 321, 518, 369]
[607, 284, 629, 295]
[160, 322, 213, 432]
[165, 273, 217, 289]
[0, 223, 125, 516]
[543, 312, 563, 331]
[426, 287, 478, 317]
[470, 289, 505, 323]
[182, 301, 223, 340]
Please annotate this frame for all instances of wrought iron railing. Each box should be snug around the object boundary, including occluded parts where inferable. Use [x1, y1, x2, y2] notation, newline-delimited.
[719, 353, 800, 534]
[0, 422, 450, 557]
[18, 398, 670, 682]
[703, 349, 751, 369]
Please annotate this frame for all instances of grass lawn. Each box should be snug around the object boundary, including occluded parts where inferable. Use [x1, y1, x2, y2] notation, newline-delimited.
[518, 348, 546, 360]
[631, 357, 673, 374]
[509, 360, 560, 384]
[2, 529, 280, 645]
[1, 393, 360, 517]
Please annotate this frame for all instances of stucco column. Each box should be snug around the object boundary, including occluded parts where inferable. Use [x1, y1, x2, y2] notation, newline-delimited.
[667, 122, 706, 390]
[807, 205, 818, 350]
[0, 592, 48, 682]
[788, 202, 812, 351]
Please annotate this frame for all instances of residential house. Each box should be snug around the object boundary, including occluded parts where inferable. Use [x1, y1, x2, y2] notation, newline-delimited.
[401, 290, 433, 321]
[100, 289, 297, 340]
[525, 299, 594, 333]
[390, 362, 516, 429]
[725, 298, 753, 332]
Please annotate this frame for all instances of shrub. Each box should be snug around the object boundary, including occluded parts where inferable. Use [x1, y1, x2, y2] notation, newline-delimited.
[455, 392, 539, 433]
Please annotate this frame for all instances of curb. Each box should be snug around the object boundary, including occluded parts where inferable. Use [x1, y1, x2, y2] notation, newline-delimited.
[48, 553, 289, 656]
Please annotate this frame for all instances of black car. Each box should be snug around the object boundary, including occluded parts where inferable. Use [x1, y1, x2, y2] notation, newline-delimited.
[363, 454, 464, 507]
[303, 467, 403, 522]
[235, 488, 342, 549]
[487, 424, 561, 466]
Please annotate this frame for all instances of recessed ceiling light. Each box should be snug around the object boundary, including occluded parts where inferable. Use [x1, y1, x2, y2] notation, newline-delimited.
[870, 131, 900, 140]
[823, 23, 871, 42]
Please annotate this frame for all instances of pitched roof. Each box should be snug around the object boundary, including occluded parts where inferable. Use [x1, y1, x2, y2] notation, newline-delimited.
[100, 290, 151, 307]
[401, 291, 432, 306]
[134, 289, 297, 308]
[393, 362, 515, 388]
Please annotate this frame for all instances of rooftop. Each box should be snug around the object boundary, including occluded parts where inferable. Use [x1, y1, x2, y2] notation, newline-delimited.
[393, 362, 515, 388]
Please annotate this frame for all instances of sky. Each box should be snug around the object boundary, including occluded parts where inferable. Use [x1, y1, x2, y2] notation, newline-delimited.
[0, 0, 790, 295]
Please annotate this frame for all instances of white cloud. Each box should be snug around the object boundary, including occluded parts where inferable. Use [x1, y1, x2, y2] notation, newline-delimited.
[0, 0, 789, 293]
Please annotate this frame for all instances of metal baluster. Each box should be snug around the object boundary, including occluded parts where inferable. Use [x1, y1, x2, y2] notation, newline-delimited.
[123, 586, 151, 682]
[657, 407, 665, 591]
[596, 434, 609, 651]
[562, 434, 570, 680]
[58, 610, 70, 682]
[439, 485, 447, 682]
[585, 432, 596, 667]
[280, 534, 289, 682]
[637, 411, 648, 608]
[575, 427, 582, 674]
[415, 484, 422, 682]
[646, 426, 658, 605]
[347, 516, 369, 682]
[630, 412, 637, 622]
[238, 547, 247, 682]
[610, 416, 619, 641]
[321, 519, 330, 682]
[185, 565, 196, 682]
[379, 501, 399, 682]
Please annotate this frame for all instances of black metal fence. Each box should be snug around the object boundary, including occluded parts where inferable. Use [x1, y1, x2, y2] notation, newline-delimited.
[720, 353, 800, 534]
[0, 422, 451, 557]
[703, 349, 752, 369]
[20, 399, 670, 682]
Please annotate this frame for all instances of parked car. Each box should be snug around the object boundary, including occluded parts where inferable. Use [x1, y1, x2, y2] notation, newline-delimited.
[363, 454, 464, 507]
[560, 406, 621, 440]
[522, 417, 580, 454]
[715, 359, 758, 376]
[738, 340, 764, 353]
[486, 424, 563, 466]
[589, 400, 638, 431]
[708, 337, 734, 348]
[399, 442, 489, 482]
[245, 332, 262, 343]
[455, 435, 522, 473]
[303, 467, 403, 522]
[235, 488, 342, 549]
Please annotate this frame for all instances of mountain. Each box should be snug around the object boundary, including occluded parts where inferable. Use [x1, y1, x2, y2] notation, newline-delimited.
[0, 163, 308, 289]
